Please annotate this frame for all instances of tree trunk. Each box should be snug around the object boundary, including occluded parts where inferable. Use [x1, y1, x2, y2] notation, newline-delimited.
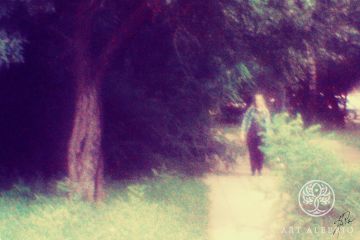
[65, 0, 156, 201]
[67, 80, 104, 202]
[304, 42, 318, 124]
[280, 85, 288, 112]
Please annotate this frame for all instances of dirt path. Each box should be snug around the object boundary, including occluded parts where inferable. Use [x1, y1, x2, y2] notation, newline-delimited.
[203, 159, 283, 240]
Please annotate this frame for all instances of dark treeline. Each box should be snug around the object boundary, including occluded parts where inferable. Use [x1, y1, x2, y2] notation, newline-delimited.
[0, 0, 359, 200]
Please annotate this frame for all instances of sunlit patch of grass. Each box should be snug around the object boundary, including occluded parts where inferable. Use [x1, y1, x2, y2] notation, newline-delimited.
[0, 175, 208, 240]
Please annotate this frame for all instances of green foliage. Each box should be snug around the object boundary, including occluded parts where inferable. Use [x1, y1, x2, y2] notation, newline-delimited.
[221, 0, 360, 122]
[0, 30, 25, 67]
[0, 0, 54, 68]
[262, 113, 360, 239]
[145, 171, 209, 212]
[103, 28, 218, 175]
[0, 0, 54, 17]
[210, 127, 247, 164]
[1, 180, 34, 200]
[0, 176, 208, 240]
[238, 63, 252, 80]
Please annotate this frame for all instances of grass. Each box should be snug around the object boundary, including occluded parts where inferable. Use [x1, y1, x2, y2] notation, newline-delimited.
[0, 174, 208, 240]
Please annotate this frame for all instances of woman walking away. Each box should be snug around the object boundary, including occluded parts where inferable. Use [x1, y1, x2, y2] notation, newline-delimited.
[240, 93, 271, 176]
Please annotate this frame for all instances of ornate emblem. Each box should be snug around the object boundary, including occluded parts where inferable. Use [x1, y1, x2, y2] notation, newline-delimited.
[298, 180, 335, 217]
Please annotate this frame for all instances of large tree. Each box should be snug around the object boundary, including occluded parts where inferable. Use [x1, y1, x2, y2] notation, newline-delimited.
[50, 1, 168, 201]
[54, 0, 246, 201]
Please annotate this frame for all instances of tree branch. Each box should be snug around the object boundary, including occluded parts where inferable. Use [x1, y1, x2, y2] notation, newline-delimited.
[94, 0, 162, 82]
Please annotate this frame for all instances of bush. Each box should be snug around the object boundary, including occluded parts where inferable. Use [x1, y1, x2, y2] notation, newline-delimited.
[261, 113, 360, 239]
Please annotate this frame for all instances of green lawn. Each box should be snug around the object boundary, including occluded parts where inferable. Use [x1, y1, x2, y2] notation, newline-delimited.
[0, 175, 208, 240]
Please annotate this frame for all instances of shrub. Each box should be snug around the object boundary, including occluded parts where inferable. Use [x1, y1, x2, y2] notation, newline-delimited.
[262, 113, 360, 239]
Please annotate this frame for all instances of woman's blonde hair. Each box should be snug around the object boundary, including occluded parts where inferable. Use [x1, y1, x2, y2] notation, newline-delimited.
[254, 93, 268, 111]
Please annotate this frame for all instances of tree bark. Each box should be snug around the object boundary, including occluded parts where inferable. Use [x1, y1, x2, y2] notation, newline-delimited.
[304, 42, 318, 124]
[68, 80, 104, 201]
[66, 0, 160, 202]
[66, 1, 105, 202]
